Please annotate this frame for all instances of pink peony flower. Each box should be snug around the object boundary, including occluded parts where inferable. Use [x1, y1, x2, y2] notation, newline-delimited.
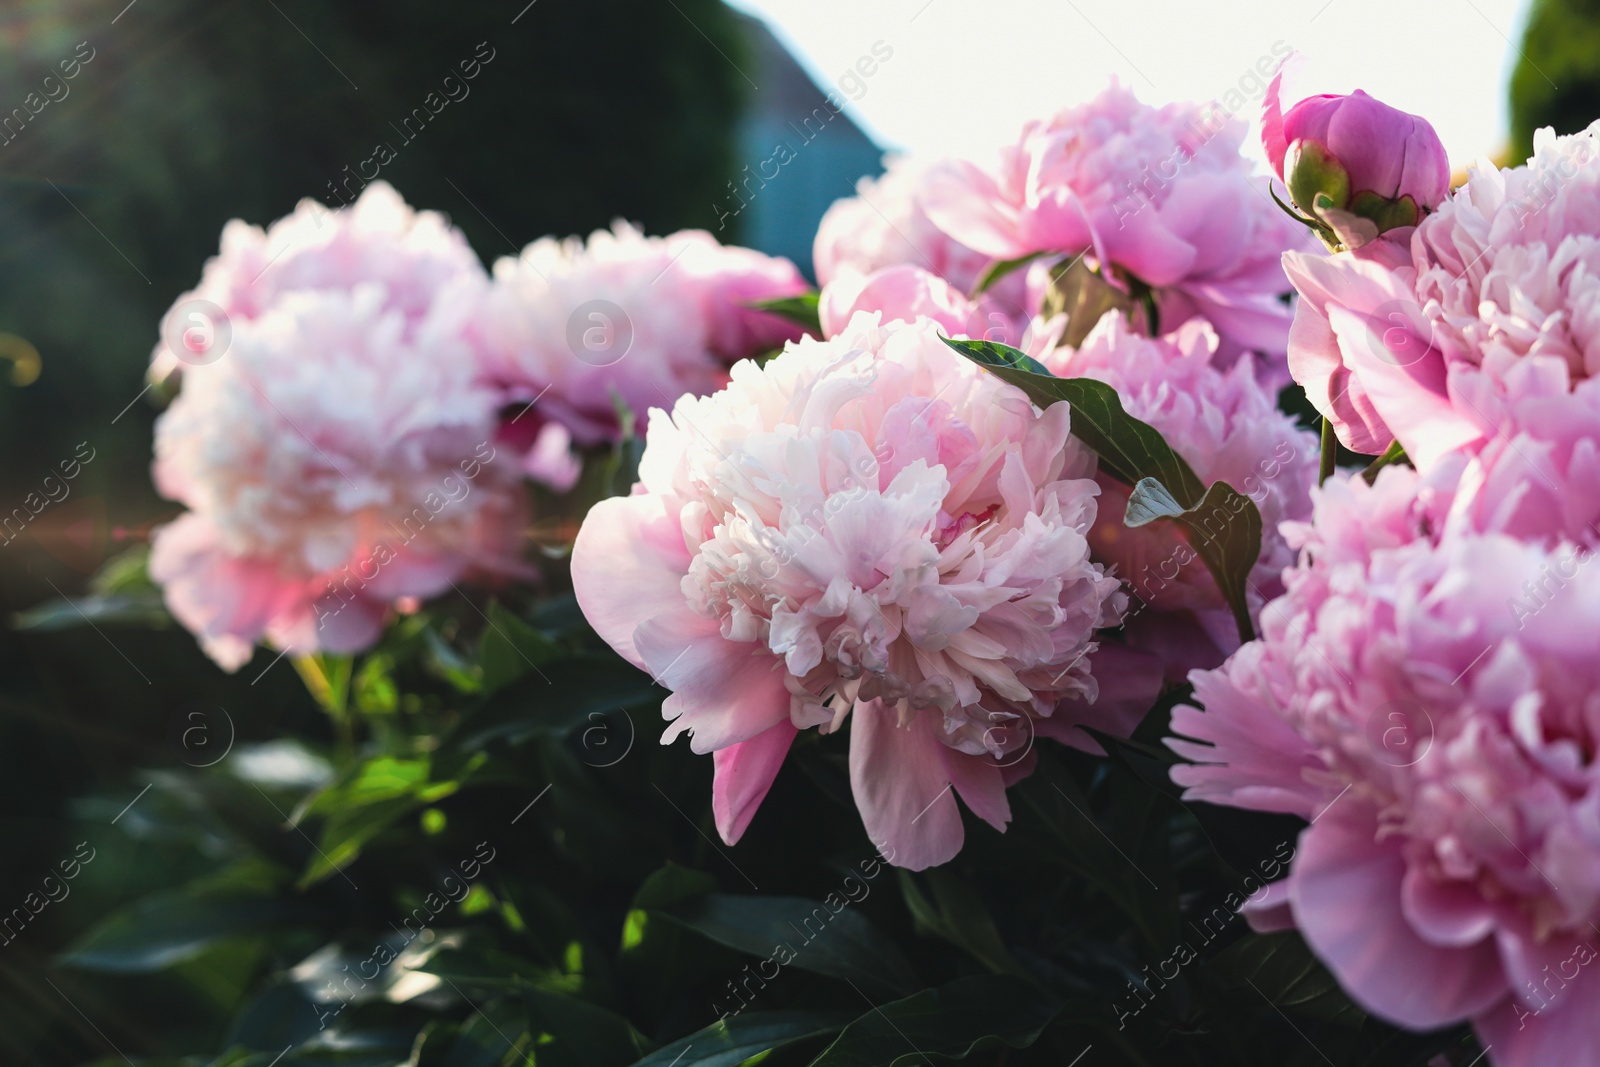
[150, 286, 524, 670]
[1285, 121, 1600, 470]
[814, 156, 1017, 300]
[571, 313, 1140, 869]
[1264, 74, 1450, 239]
[1045, 316, 1319, 677]
[920, 82, 1307, 365]
[1168, 456, 1600, 1066]
[470, 222, 806, 489]
[817, 264, 1061, 357]
[150, 182, 485, 382]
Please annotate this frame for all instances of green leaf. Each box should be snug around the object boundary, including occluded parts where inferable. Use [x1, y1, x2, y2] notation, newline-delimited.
[942, 336, 1262, 641]
[352, 654, 399, 715]
[479, 600, 559, 694]
[629, 1010, 854, 1067]
[938, 334, 1053, 376]
[292, 754, 473, 887]
[1212, 930, 1368, 1027]
[748, 292, 820, 335]
[1124, 477, 1262, 643]
[89, 543, 156, 595]
[520, 985, 650, 1067]
[808, 975, 1060, 1066]
[423, 625, 483, 693]
[60, 893, 314, 972]
[410, 1019, 509, 1067]
[292, 653, 353, 718]
[655, 893, 920, 998]
[1008, 752, 1175, 950]
[632, 863, 717, 910]
[297, 797, 420, 888]
[290, 1027, 451, 1066]
[12, 591, 170, 631]
[897, 870, 1026, 977]
[970, 250, 1049, 297]
[419, 941, 573, 992]
[945, 338, 1201, 496]
[1040, 255, 1143, 348]
[459, 653, 660, 749]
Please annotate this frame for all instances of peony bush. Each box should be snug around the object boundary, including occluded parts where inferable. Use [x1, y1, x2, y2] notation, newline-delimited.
[41, 69, 1598, 1067]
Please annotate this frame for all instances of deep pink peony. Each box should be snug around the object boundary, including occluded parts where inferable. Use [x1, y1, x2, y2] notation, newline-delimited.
[150, 287, 524, 671]
[571, 313, 1142, 869]
[1264, 75, 1450, 239]
[150, 182, 485, 382]
[1168, 455, 1600, 1066]
[1045, 316, 1319, 677]
[920, 82, 1307, 364]
[470, 222, 806, 489]
[1285, 121, 1600, 469]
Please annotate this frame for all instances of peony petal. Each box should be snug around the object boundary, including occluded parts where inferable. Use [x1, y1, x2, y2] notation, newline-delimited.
[1325, 303, 1483, 470]
[1289, 815, 1508, 1029]
[849, 701, 966, 871]
[1240, 878, 1297, 933]
[1400, 865, 1503, 948]
[940, 745, 1011, 833]
[637, 615, 792, 754]
[712, 720, 799, 845]
[1167, 659, 1325, 819]
[1476, 932, 1600, 1067]
[571, 494, 695, 671]
[1262, 68, 1290, 179]
[919, 159, 1026, 260]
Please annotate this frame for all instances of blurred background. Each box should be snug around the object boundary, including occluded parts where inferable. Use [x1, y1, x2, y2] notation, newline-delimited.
[0, 0, 1581, 1061]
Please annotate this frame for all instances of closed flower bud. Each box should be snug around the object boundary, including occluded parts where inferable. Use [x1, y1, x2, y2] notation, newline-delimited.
[1264, 72, 1449, 248]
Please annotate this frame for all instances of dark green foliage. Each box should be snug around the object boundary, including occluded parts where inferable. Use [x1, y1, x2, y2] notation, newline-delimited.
[7, 574, 1477, 1065]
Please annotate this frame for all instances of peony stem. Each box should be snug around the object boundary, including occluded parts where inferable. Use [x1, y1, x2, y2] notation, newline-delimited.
[293, 653, 355, 754]
[1318, 419, 1338, 485]
[1361, 440, 1408, 484]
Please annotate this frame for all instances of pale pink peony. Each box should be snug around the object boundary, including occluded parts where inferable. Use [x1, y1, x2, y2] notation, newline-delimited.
[150, 286, 524, 670]
[470, 222, 806, 489]
[817, 264, 1061, 358]
[1285, 120, 1600, 470]
[1168, 456, 1600, 1066]
[814, 156, 1014, 299]
[1045, 316, 1319, 677]
[572, 313, 1141, 869]
[920, 82, 1307, 365]
[150, 182, 485, 382]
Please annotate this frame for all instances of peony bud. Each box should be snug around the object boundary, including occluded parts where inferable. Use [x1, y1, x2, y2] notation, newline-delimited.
[1264, 72, 1449, 248]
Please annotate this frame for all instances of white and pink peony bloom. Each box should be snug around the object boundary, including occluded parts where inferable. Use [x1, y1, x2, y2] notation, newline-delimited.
[1045, 316, 1319, 677]
[572, 313, 1144, 869]
[150, 286, 524, 671]
[150, 182, 485, 382]
[1286, 121, 1600, 469]
[920, 82, 1307, 366]
[1168, 454, 1600, 1067]
[470, 222, 807, 490]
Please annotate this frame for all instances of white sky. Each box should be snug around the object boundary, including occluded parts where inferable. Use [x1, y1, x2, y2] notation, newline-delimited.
[725, 0, 1537, 171]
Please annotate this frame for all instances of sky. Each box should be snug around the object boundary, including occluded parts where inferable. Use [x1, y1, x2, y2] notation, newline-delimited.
[723, 0, 1538, 172]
